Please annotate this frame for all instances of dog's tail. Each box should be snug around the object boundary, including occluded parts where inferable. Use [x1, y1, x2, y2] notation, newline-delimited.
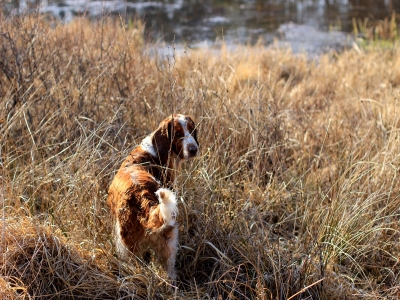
[155, 188, 178, 226]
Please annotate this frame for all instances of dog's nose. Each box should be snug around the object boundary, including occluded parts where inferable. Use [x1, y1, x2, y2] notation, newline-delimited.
[188, 144, 198, 156]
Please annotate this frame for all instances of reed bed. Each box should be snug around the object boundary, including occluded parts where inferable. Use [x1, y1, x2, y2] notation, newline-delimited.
[0, 14, 400, 299]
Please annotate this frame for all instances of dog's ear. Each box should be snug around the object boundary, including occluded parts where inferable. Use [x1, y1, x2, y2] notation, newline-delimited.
[187, 116, 199, 146]
[167, 117, 172, 142]
[152, 117, 173, 162]
[158, 117, 172, 140]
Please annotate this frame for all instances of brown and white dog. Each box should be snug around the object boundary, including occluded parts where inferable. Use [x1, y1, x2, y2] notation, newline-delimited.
[107, 114, 199, 279]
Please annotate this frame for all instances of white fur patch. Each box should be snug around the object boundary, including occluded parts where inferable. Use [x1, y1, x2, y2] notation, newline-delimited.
[177, 115, 198, 159]
[141, 134, 157, 157]
[155, 188, 178, 226]
[114, 220, 129, 260]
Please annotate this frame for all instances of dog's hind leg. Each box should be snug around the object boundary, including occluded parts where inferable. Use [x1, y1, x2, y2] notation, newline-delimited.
[165, 225, 179, 279]
[154, 225, 178, 280]
[155, 188, 179, 279]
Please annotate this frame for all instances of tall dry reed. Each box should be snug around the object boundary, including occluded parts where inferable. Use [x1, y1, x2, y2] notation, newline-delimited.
[1, 14, 400, 299]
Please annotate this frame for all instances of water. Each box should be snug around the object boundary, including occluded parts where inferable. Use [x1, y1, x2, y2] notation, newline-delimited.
[5, 0, 400, 54]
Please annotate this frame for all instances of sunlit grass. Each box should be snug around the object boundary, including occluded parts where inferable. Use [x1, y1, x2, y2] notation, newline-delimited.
[353, 11, 400, 49]
[1, 14, 400, 299]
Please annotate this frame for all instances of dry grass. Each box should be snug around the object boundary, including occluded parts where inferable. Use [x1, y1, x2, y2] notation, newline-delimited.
[1, 13, 400, 299]
[353, 11, 399, 42]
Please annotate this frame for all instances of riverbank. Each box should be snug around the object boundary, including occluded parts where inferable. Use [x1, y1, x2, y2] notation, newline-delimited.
[1, 16, 400, 299]
[4, 0, 400, 47]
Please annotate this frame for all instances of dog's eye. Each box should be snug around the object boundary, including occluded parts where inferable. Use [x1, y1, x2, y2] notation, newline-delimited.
[175, 132, 181, 137]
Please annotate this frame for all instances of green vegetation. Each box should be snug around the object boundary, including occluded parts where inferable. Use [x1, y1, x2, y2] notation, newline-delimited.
[1, 14, 400, 299]
[353, 11, 399, 48]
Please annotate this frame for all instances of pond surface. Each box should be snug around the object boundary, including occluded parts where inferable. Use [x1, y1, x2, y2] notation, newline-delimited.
[6, 0, 400, 54]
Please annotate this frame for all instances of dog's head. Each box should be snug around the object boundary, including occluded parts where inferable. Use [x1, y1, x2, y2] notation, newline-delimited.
[152, 114, 199, 161]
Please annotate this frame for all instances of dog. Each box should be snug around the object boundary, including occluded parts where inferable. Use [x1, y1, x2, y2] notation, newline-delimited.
[107, 114, 199, 279]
